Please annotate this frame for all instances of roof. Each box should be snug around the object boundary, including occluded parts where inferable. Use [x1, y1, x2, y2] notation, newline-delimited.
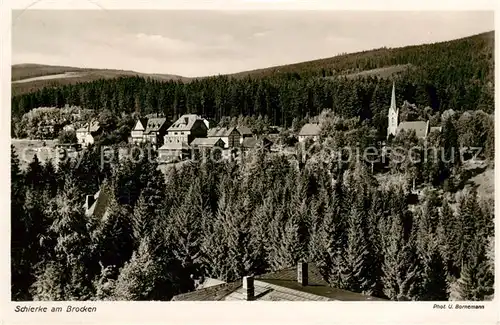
[207, 127, 239, 137]
[171, 264, 385, 301]
[84, 184, 112, 219]
[77, 121, 100, 133]
[195, 278, 226, 290]
[241, 137, 273, 149]
[397, 121, 428, 138]
[172, 281, 242, 301]
[158, 142, 190, 151]
[190, 137, 225, 147]
[256, 266, 384, 301]
[134, 118, 148, 131]
[299, 123, 321, 136]
[236, 126, 252, 136]
[167, 114, 204, 132]
[430, 126, 442, 133]
[144, 117, 168, 134]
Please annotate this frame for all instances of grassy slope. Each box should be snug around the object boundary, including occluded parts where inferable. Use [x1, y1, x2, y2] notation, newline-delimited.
[11, 64, 191, 95]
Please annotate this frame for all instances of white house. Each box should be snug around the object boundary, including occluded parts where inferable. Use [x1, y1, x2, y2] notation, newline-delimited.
[298, 123, 321, 143]
[76, 121, 101, 147]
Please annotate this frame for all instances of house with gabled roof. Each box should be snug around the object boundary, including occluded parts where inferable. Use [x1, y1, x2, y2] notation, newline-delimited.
[76, 121, 101, 147]
[236, 126, 253, 139]
[158, 114, 208, 161]
[130, 117, 169, 148]
[207, 126, 241, 148]
[84, 183, 113, 220]
[130, 118, 149, 145]
[298, 123, 321, 143]
[190, 137, 226, 149]
[241, 136, 273, 151]
[172, 262, 385, 301]
[143, 117, 169, 148]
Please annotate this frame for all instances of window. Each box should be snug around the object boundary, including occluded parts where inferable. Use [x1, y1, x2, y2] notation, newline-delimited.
[175, 132, 178, 135]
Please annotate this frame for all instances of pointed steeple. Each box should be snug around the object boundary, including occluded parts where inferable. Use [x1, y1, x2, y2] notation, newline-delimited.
[390, 82, 396, 112]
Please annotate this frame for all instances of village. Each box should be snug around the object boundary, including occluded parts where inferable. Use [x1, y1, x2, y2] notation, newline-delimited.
[10, 9, 494, 305]
[14, 83, 442, 170]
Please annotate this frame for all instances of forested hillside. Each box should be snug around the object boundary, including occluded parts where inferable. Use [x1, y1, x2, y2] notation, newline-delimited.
[11, 31, 494, 141]
[11, 115, 495, 300]
[10, 30, 495, 302]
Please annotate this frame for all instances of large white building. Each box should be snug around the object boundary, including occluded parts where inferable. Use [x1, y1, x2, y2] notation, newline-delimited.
[158, 114, 209, 160]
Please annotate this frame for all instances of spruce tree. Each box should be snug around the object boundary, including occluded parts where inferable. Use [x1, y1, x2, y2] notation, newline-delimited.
[113, 239, 186, 301]
[381, 215, 422, 301]
[419, 241, 449, 300]
[453, 241, 494, 301]
[25, 154, 43, 190]
[48, 178, 97, 300]
[94, 198, 135, 269]
[337, 203, 373, 294]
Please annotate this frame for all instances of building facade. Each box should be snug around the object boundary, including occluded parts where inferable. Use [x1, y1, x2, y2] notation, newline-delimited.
[76, 121, 101, 147]
[130, 117, 169, 148]
[207, 127, 241, 148]
[298, 123, 321, 143]
[387, 83, 439, 140]
[158, 114, 209, 160]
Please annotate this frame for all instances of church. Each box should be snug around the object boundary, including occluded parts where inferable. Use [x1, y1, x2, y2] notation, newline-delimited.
[387, 83, 441, 139]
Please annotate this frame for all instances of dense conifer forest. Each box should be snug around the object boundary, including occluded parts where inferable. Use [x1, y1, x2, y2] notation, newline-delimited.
[10, 129, 495, 300]
[11, 30, 495, 301]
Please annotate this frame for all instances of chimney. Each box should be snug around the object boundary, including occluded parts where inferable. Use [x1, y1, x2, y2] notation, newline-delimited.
[243, 276, 254, 301]
[85, 194, 95, 211]
[184, 117, 189, 125]
[297, 262, 308, 286]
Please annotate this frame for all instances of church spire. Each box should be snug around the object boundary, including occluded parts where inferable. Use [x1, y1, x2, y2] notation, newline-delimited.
[390, 82, 396, 112]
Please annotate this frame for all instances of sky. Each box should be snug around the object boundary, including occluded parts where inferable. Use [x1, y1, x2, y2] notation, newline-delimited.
[11, 10, 494, 77]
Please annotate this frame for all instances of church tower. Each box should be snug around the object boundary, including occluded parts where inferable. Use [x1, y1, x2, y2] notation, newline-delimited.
[387, 82, 398, 138]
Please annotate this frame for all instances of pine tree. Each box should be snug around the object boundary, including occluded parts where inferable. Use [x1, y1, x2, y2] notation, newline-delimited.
[47, 178, 98, 300]
[337, 204, 373, 294]
[30, 261, 67, 301]
[42, 158, 58, 197]
[131, 194, 152, 245]
[436, 199, 455, 276]
[381, 215, 422, 301]
[94, 198, 135, 269]
[170, 186, 203, 272]
[453, 241, 494, 301]
[113, 239, 190, 301]
[25, 154, 43, 190]
[419, 241, 449, 300]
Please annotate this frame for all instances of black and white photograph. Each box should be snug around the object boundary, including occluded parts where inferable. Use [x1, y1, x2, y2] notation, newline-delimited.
[6, 4, 496, 314]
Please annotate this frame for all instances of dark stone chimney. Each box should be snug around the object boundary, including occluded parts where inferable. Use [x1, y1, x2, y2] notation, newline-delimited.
[85, 194, 95, 211]
[297, 262, 308, 286]
[243, 276, 254, 301]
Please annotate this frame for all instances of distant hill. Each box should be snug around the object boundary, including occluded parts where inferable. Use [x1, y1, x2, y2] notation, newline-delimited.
[12, 31, 494, 132]
[11, 64, 190, 95]
[226, 31, 494, 80]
